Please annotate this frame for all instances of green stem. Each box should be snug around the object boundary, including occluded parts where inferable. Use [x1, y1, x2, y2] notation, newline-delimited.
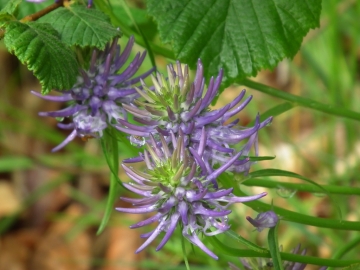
[240, 189, 360, 231]
[268, 225, 284, 270]
[95, 0, 175, 60]
[20, 1, 64, 22]
[118, 0, 157, 69]
[181, 236, 190, 270]
[210, 237, 360, 267]
[330, 234, 360, 264]
[97, 128, 122, 234]
[242, 179, 360, 196]
[240, 78, 360, 122]
[220, 174, 360, 231]
[225, 230, 267, 253]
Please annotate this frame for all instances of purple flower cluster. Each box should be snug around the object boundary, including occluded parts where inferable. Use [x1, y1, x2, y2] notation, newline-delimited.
[32, 37, 153, 151]
[116, 60, 272, 174]
[34, 36, 271, 259]
[116, 130, 267, 259]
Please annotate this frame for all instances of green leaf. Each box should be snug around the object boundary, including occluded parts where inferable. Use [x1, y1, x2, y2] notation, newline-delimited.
[39, 4, 120, 49]
[0, 157, 33, 172]
[224, 230, 267, 253]
[209, 236, 269, 257]
[0, 0, 21, 15]
[147, 0, 322, 87]
[4, 21, 79, 94]
[247, 156, 276, 161]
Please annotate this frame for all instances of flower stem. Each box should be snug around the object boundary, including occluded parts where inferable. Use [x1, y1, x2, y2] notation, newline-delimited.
[329, 234, 360, 269]
[95, 0, 175, 60]
[243, 179, 360, 196]
[268, 224, 284, 270]
[20, 1, 64, 23]
[240, 78, 360, 122]
[210, 236, 360, 267]
[220, 174, 360, 231]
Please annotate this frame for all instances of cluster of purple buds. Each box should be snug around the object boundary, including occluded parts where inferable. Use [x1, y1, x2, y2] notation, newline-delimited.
[116, 130, 267, 259]
[32, 37, 153, 151]
[229, 244, 328, 270]
[246, 210, 279, 232]
[116, 60, 272, 174]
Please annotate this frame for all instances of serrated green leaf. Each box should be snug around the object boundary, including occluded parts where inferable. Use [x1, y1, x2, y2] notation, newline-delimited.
[0, 0, 22, 15]
[39, 5, 120, 49]
[4, 21, 79, 94]
[147, 0, 322, 88]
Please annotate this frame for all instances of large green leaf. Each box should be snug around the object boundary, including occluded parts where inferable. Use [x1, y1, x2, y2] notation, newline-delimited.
[147, 0, 321, 87]
[4, 21, 79, 94]
[39, 4, 120, 49]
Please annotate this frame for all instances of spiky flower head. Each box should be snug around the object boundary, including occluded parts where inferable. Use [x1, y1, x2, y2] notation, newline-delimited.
[116, 59, 272, 174]
[246, 210, 279, 232]
[32, 37, 153, 151]
[116, 130, 267, 259]
[229, 244, 328, 270]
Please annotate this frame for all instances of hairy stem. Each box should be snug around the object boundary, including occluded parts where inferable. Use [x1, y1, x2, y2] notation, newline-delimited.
[20, 1, 64, 23]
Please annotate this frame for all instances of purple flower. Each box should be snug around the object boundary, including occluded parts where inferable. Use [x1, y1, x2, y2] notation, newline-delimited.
[116, 130, 267, 259]
[229, 244, 328, 270]
[246, 210, 279, 232]
[32, 37, 154, 151]
[116, 59, 272, 174]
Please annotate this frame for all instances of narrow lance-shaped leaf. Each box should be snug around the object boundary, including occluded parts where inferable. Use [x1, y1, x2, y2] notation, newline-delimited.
[39, 4, 121, 49]
[147, 0, 322, 89]
[4, 21, 79, 94]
